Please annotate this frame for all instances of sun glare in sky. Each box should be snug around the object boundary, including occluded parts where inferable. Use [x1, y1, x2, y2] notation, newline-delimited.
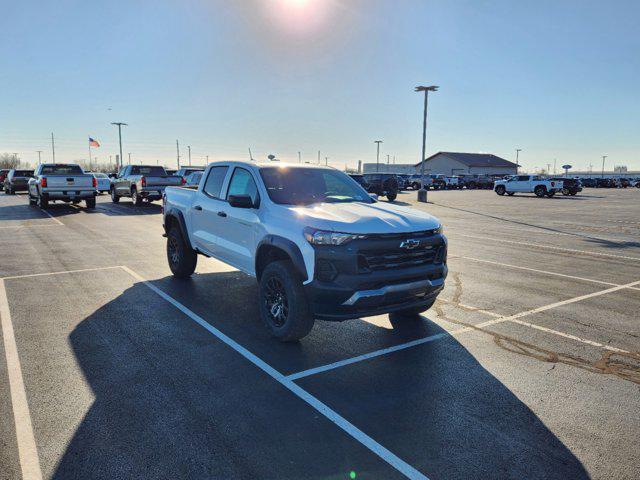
[265, 0, 332, 35]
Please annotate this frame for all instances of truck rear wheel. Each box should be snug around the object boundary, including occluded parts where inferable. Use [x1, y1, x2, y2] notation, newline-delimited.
[131, 188, 143, 206]
[534, 185, 546, 197]
[85, 197, 96, 209]
[259, 260, 314, 342]
[167, 226, 197, 278]
[386, 192, 397, 202]
[110, 187, 120, 203]
[37, 195, 49, 209]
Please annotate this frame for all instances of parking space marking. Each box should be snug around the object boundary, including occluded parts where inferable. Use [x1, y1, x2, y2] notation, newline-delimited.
[454, 255, 622, 287]
[40, 209, 64, 226]
[287, 279, 640, 380]
[1, 265, 124, 281]
[453, 233, 640, 262]
[119, 266, 429, 480]
[0, 279, 43, 480]
[0, 224, 60, 230]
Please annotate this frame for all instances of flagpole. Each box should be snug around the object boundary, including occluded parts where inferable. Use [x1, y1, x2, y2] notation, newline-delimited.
[88, 140, 92, 171]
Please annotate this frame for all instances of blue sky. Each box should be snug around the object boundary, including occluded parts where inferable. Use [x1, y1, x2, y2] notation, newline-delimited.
[1, 0, 639, 171]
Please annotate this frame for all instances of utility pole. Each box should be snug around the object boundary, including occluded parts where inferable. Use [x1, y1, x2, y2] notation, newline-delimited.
[317, 150, 321, 164]
[128, 153, 131, 165]
[553, 159, 557, 175]
[393, 155, 396, 164]
[415, 85, 438, 203]
[176, 140, 181, 168]
[111, 122, 127, 172]
[515, 148, 522, 174]
[36, 151, 42, 165]
[51, 132, 56, 162]
[325, 156, 329, 166]
[248, 148, 253, 161]
[546, 163, 551, 176]
[298, 151, 301, 163]
[387, 154, 390, 165]
[374, 140, 383, 172]
[187, 145, 191, 166]
[601, 155, 607, 177]
[206, 155, 209, 163]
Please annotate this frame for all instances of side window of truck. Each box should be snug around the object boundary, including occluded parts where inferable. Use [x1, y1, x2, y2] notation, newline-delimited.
[226, 168, 259, 206]
[203, 166, 229, 199]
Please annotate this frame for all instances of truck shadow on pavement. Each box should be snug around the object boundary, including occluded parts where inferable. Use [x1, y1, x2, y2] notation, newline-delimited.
[55, 272, 590, 479]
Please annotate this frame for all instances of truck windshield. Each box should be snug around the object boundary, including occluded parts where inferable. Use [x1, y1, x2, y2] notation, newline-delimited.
[40, 165, 84, 175]
[131, 166, 167, 176]
[260, 167, 373, 206]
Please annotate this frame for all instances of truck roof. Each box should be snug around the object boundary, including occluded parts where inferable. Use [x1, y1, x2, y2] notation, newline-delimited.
[206, 160, 335, 171]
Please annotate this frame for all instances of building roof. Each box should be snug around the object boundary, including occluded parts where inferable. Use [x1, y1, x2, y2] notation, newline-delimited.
[414, 152, 517, 168]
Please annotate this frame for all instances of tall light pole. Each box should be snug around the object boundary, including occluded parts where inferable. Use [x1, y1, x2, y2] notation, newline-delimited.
[36, 150, 42, 165]
[325, 156, 329, 166]
[51, 132, 56, 162]
[187, 145, 191, 166]
[176, 140, 181, 167]
[317, 150, 321, 164]
[374, 140, 383, 172]
[298, 151, 301, 163]
[515, 148, 522, 174]
[111, 122, 127, 171]
[415, 85, 438, 203]
[128, 153, 131, 165]
[601, 155, 607, 178]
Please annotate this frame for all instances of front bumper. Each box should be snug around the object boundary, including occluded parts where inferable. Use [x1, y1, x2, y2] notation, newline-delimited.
[304, 232, 448, 321]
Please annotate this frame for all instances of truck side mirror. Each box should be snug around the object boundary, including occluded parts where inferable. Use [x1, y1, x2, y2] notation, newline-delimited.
[228, 194, 255, 209]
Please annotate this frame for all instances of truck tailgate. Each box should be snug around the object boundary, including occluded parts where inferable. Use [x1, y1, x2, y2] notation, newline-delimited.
[45, 175, 94, 190]
[144, 176, 183, 187]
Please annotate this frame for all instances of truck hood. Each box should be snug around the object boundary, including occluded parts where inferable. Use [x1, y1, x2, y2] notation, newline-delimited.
[287, 201, 441, 234]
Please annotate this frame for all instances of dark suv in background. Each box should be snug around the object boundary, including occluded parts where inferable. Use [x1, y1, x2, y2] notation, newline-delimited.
[3, 169, 34, 194]
[361, 173, 399, 201]
[550, 177, 582, 195]
[459, 174, 494, 189]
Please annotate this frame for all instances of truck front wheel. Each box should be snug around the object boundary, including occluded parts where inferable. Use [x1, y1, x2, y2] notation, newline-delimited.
[167, 227, 197, 278]
[259, 260, 314, 342]
[534, 185, 547, 197]
[495, 185, 506, 195]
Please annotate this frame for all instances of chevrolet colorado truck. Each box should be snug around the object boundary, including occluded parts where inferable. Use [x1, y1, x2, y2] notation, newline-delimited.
[111, 165, 183, 205]
[494, 175, 563, 198]
[163, 161, 447, 341]
[28, 163, 98, 209]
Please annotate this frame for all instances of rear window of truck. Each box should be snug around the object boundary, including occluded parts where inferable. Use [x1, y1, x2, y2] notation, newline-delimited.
[40, 165, 84, 175]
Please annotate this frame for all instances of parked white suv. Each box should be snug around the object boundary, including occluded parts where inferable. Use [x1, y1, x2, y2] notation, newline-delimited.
[163, 161, 448, 341]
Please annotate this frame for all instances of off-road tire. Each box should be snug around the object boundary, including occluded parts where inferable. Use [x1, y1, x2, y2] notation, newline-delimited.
[37, 195, 49, 209]
[387, 193, 397, 202]
[131, 188, 143, 206]
[259, 260, 314, 342]
[85, 197, 96, 209]
[495, 185, 506, 195]
[534, 185, 547, 197]
[110, 187, 120, 203]
[167, 226, 197, 278]
[28, 193, 36, 206]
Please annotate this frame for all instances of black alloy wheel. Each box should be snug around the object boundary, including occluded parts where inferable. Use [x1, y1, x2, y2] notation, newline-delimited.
[264, 276, 289, 327]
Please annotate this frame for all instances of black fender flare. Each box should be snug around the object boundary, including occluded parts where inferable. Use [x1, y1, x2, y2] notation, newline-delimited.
[163, 208, 193, 248]
[256, 235, 308, 282]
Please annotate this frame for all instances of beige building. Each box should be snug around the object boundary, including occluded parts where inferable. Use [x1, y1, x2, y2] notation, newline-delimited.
[414, 152, 518, 176]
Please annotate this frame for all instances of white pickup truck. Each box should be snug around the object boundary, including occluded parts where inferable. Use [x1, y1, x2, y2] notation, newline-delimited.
[163, 161, 448, 341]
[28, 163, 98, 209]
[494, 175, 563, 198]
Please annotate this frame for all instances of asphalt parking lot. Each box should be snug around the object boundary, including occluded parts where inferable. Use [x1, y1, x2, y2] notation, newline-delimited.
[1, 187, 639, 480]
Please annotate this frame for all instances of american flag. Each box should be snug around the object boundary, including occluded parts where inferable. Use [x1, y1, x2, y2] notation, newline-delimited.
[89, 137, 100, 147]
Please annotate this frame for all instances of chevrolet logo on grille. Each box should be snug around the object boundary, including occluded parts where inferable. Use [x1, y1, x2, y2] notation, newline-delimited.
[399, 239, 420, 249]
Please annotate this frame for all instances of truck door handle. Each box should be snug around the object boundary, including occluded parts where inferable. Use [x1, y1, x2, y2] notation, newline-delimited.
[217, 211, 227, 217]
[193, 205, 202, 211]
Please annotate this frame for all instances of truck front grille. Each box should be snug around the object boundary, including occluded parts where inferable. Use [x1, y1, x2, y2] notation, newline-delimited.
[358, 247, 437, 272]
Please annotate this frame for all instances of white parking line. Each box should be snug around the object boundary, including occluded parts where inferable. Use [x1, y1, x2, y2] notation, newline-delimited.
[1, 265, 124, 281]
[40, 209, 64, 226]
[453, 255, 621, 287]
[0, 279, 43, 480]
[286, 279, 640, 381]
[119, 266, 429, 480]
[453, 233, 640, 262]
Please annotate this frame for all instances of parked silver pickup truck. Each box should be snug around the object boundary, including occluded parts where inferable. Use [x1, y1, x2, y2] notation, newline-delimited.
[28, 163, 97, 209]
[110, 165, 183, 205]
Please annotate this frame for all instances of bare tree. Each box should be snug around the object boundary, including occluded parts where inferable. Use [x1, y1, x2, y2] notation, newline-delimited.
[0, 153, 21, 169]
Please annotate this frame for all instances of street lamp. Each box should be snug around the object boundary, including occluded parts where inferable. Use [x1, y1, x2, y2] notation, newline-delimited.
[515, 148, 522, 174]
[601, 155, 607, 178]
[374, 140, 383, 172]
[111, 122, 127, 171]
[415, 85, 438, 203]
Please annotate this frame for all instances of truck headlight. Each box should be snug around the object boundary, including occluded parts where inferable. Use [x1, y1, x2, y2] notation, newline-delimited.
[304, 227, 366, 246]
[435, 224, 444, 234]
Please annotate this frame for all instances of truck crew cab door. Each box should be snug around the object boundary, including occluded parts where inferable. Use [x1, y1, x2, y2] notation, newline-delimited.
[512, 175, 531, 192]
[115, 166, 129, 195]
[190, 165, 230, 257]
[216, 167, 261, 275]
